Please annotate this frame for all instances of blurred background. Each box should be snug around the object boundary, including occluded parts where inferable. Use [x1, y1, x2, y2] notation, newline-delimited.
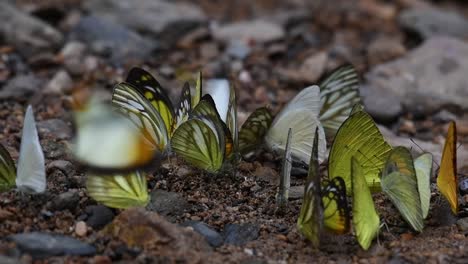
[1, 0, 468, 138]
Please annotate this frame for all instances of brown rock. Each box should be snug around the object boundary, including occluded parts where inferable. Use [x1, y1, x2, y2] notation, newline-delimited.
[75, 221, 87, 237]
[367, 36, 406, 66]
[101, 208, 212, 261]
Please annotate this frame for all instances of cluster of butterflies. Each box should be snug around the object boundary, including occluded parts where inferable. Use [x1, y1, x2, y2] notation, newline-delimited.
[0, 65, 462, 251]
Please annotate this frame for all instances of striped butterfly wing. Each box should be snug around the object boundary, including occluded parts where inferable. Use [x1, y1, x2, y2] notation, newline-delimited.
[112, 82, 170, 151]
[172, 82, 192, 133]
[192, 71, 203, 107]
[238, 107, 272, 158]
[126, 67, 175, 133]
[321, 177, 350, 234]
[0, 144, 16, 192]
[86, 171, 149, 209]
[226, 84, 238, 154]
[319, 65, 361, 138]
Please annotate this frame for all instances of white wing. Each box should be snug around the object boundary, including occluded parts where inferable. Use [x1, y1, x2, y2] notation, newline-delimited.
[16, 105, 46, 193]
[266, 109, 326, 163]
[204, 79, 230, 122]
[279, 85, 321, 119]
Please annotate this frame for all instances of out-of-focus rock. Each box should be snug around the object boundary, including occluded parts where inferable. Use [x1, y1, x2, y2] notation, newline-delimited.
[0, 2, 63, 58]
[146, 190, 191, 222]
[365, 37, 468, 115]
[399, 8, 468, 40]
[58, 42, 87, 75]
[45, 70, 73, 94]
[213, 20, 285, 44]
[0, 74, 43, 100]
[37, 119, 72, 140]
[361, 85, 402, 123]
[367, 36, 406, 66]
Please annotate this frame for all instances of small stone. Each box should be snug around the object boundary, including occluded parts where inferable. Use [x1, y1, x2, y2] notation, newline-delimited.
[0, 74, 43, 100]
[46, 190, 80, 211]
[459, 178, 468, 195]
[213, 20, 285, 44]
[254, 166, 279, 184]
[85, 205, 114, 229]
[399, 8, 468, 40]
[46, 160, 75, 176]
[400, 233, 414, 241]
[456, 217, 468, 232]
[367, 36, 406, 66]
[75, 221, 87, 237]
[226, 40, 251, 60]
[58, 41, 87, 75]
[432, 109, 457, 123]
[8, 232, 95, 258]
[288, 185, 305, 200]
[399, 119, 417, 135]
[223, 223, 260, 246]
[182, 221, 223, 247]
[199, 42, 218, 60]
[298, 51, 328, 83]
[0, 256, 17, 264]
[361, 85, 402, 123]
[45, 70, 73, 94]
[146, 190, 191, 222]
[37, 119, 72, 140]
[0, 208, 14, 221]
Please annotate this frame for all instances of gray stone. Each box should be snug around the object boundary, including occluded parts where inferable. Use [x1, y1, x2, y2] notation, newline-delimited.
[432, 109, 458, 123]
[46, 160, 75, 177]
[46, 190, 79, 211]
[146, 190, 190, 221]
[84, 0, 206, 37]
[0, 74, 43, 100]
[226, 40, 251, 60]
[213, 20, 285, 44]
[69, 16, 155, 64]
[45, 70, 73, 94]
[399, 8, 468, 40]
[361, 85, 403, 123]
[85, 205, 114, 229]
[182, 221, 223, 247]
[289, 185, 305, 200]
[456, 217, 468, 232]
[0, 256, 18, 264]
[37, 119, 72, 140]
[223, 223, 260, 246]
[459, 178, 468, 195]
[365, 37, 468, 114]
[0, 2, 63, 58]
[8, 232, 95, 259]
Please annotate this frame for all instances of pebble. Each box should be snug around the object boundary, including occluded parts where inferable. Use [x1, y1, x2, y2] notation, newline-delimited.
[432, 109, 457, 123]
[399, 8, 468, 40]
[399, 119, 417, 135]
[37, 119, 72, 140]
[45, 70, 73, 94]
[8, 232, 95, 258]
[288, 185, 305, 200]
[365, 37, 468, 114]
[75, 221, 87, 237]
[367, 36, 406, 66]
[85, 205, 114, 229]
[0, 74, 43, 100]
[182, 221, 224, 247]
[46, 160, 75, 176]
[58, 41, 88, 75]
[46, 190, 80, 211]
[459, 178, 468, 195]
[0, 2, 63, 58]
[223, 223, 260, 246]
[84, 0, 206, 37]
[298, 51, 328, 83]
[361, 84, 402, 123]
[213, 20, 285, 44]
[146, 190, 191, 222]
[456, 217, 468, 232]
[226, 40, 251, 60]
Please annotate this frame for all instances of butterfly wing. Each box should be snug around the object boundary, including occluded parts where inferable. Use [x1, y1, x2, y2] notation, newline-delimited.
[322, 177, 350, 234]
[437, 121, 458, 215]
[414, 153, 432, 219]
[74, 98, 157, 172]
[16, 106, 46, 193]
[351, 157, 380, 250]
[171, 118, 225, 173]
[381, 147, 424, 232]
[328, 109, 392, 193]
[86, 171, 149, 209]
[319, 65, 360, 137]
[266, 109, 327, 164]
[0, 144, 16, 192]
[297, 128, 322, 247]
[226, 84, 238, 153]
[112, 82, 170, 151]
[192, 71, 203, 107]
[172, 82, 192, 132]
[126, 67, 175, 132]
[238, 107, 272, 158]
[276, 128, 292, 210]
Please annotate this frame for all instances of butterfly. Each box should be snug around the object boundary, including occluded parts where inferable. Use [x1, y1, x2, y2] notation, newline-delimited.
[238, 107, 272, 158]
[437, 121, 458, 215]
[351, 157, 380, 250]
[171, 95, 233, 173]
[86, 171, 149, 209]
[414, 153, 432, 219]
[381, 146, 424, 232]
[112, 68, 194, 151]
[319, 65, 360, 138]
[0, 144, 16, 192]
[276, 128, 293, 212]
[16, 105, 46, 193]
[297, 128, 350, 247]
[328, 105, 392, 193]
[73, 97, 159, 172]
[204, 79, 238, 155]
[264, 65, 360, 164]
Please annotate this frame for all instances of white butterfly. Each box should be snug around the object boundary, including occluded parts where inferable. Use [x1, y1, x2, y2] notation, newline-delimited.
[16, 105, 46, 193]
[265, 65, 361, 164]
